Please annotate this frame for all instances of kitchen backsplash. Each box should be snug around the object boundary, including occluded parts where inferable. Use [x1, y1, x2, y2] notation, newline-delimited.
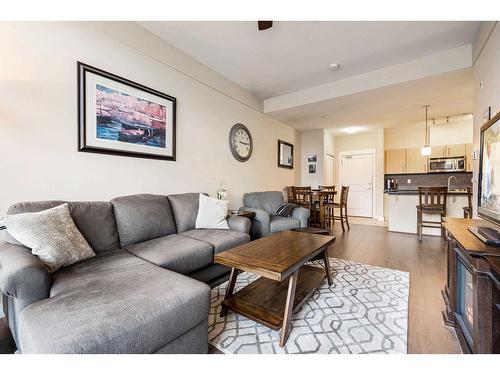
[384, 172, 472, 191]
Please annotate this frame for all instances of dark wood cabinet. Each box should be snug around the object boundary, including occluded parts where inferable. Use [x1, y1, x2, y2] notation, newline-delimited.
[442, 218, 500, 354]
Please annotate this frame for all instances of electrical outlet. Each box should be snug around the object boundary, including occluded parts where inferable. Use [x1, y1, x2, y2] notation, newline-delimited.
[407, 179, 411, 184]
[472, 149, 479, 160]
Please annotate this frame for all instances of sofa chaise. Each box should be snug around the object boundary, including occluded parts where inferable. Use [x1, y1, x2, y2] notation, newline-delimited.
[0, 193, 251, 354]
[239, 191, 309, 238]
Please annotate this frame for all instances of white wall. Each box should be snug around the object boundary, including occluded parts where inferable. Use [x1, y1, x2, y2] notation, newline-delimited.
[300, 130, 324, 188]
[334, 130, 384, 220]
[384, 118, 473, 150]
[472, 22, 500, 215]
[0, 22, 299, 214]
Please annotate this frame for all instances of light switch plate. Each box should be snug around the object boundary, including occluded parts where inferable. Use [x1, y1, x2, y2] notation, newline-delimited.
[407, 179, 411, 184]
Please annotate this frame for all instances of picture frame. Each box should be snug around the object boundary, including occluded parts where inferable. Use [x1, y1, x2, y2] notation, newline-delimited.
[277, 140, 294, 169]
[78, 62, 176, 161]
[309, 163, 316, 173]
[308, 154, 317, 163]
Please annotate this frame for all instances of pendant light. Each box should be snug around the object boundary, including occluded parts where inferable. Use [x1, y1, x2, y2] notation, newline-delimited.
[421, 105, 431, 156]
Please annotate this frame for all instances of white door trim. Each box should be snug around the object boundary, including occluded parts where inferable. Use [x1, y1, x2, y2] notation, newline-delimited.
[339, 148, 376, 218]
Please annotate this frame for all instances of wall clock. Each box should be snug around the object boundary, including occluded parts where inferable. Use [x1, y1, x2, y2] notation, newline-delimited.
[229, 123, 253, 162]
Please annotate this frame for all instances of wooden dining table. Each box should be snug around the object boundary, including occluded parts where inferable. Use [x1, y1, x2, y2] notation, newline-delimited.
[310, 190, 337, 229]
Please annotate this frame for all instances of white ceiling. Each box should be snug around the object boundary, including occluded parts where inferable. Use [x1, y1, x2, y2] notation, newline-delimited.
[271, 68, 473, 134]
[139, 21, 479, 99]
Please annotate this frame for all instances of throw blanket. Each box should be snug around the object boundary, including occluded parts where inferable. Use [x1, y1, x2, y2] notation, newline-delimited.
[276, 203, 298, 217]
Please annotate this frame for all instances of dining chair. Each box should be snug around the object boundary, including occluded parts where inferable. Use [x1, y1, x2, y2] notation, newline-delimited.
[285, 186, 296, 203]
[294, 186, 314, 223]
[416, 186, 448, 241]
[320, 186, 336, 227]
[332, 186, 350, 231]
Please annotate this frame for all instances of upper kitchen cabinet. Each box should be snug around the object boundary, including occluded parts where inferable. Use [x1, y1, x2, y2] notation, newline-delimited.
[406, 147, 427, 173]
[445, 144, 466, 157]
[465, 143, 473, 171]
[385, 149, 406, 174]
[430, 146, 446, 158]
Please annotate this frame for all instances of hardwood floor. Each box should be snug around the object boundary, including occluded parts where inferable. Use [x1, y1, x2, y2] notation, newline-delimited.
[0, 223, 461, 354]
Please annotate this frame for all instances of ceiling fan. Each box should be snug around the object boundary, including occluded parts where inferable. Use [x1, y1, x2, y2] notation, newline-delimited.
[258, 21, 273, 31]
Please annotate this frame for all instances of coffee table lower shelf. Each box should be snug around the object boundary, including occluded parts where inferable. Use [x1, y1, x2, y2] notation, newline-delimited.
[221, 265, 326, 331]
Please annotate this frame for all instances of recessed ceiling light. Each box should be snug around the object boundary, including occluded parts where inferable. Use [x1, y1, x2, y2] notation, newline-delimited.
[343, 127, 361, 134]
[329, 63, 340, 71]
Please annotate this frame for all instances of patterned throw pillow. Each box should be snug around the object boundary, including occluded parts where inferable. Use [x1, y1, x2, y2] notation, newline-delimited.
[2, 203, 95, 272]
[276, 202, 298, 217]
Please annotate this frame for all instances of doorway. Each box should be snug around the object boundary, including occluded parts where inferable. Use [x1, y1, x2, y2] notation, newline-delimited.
[340, 150, 375, 217]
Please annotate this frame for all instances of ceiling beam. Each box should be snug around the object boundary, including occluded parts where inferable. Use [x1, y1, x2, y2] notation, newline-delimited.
[264, 44, 472, 114]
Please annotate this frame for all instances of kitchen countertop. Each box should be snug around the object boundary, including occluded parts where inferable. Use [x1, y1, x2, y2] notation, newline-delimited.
[384, 189, 470, 195]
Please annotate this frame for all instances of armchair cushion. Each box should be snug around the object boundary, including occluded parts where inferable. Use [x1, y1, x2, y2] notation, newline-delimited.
[239, 206, 270, 238]
[269, 216, 300, 233]
[242, 191, 284, 215]
[291, 206, 310, 228]
[0, 241, 50, 302]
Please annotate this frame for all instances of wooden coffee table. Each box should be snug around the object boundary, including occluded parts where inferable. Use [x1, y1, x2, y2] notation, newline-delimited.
[214, 230, 335, 346]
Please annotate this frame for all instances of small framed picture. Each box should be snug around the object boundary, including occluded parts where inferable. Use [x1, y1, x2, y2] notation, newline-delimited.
[308, 154, 317, 163]
[309, 163, 316, 174]
[278, 140, 294, 169]
[78, 62, 176, 161]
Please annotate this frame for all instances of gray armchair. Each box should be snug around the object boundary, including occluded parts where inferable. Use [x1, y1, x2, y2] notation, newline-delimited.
[240, 191, 309, 239]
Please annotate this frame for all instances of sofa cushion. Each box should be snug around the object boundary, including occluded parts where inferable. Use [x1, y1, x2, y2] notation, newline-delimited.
[111, 194, 176, 247]
[269, 215, 300, 233]
[180, 229, 250, 254]
[242, 191, 284, 215]
[126, 234, 213, 275]
[19, 250, 210, 353]
[67, 201, 120, 253]
[167, 193, 204, 233]
[4, 200, 120, 253]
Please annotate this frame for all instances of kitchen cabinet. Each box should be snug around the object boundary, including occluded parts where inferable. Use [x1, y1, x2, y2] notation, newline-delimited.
[406, 147, 427, 173]
[445, 144, 466, 157]
[430, 146, 446, 158]
[385, 149, 406, 174]
[465, 143, 473, 171]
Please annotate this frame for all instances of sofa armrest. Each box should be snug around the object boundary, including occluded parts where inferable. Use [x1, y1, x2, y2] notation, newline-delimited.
[292, 207, 310, 228]
[239, 207, 271, 238]
[227, 215, 251, 234]
[0, 241, 50, 302]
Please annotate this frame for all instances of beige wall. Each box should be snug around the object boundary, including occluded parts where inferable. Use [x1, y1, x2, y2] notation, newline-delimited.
[472, 22, 500, 215]
[384, 118, 473, 150]
[0, 22, 298, 214]
[334, 130, 384, 220]
[300, 130, 324, 188]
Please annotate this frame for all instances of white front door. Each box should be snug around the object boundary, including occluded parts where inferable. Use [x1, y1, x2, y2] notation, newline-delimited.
[340, 153, 373, 217]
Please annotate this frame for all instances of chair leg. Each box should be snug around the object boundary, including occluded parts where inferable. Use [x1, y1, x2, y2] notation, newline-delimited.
[418, 211, 422, 241]
[344, 205, 350, 230]
[340, 206, 345, 232]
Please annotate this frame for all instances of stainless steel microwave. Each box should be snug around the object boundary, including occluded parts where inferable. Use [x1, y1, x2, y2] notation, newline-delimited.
[428, 156, 466, 172]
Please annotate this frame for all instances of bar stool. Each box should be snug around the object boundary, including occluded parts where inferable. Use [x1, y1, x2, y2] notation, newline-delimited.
[463, 187, 472, 219]
[416, 186, 448, 241]
[320, 186, 336, 227]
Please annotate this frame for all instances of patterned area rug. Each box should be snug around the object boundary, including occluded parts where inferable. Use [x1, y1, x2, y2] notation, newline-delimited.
[208, 258, 409, 354]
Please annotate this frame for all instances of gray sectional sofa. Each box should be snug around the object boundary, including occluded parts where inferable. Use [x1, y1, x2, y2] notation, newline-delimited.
[0, 193, 251, 354]
[240, 191, 309, 238]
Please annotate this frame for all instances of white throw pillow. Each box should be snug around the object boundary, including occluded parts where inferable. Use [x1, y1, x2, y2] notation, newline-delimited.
[195, 194, 230, 230]
[3, 203, 95, 272]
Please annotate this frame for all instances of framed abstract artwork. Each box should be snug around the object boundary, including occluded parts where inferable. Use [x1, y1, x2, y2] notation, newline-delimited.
[278, 140, 294, 169]
[78, 62, 176, 161]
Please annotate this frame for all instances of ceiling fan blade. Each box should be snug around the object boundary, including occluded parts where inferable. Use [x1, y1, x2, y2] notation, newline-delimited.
[258, 21, 273, 31]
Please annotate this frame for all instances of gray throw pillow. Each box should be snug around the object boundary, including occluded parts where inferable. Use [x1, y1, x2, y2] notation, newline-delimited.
[2, 203, 95, 272]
